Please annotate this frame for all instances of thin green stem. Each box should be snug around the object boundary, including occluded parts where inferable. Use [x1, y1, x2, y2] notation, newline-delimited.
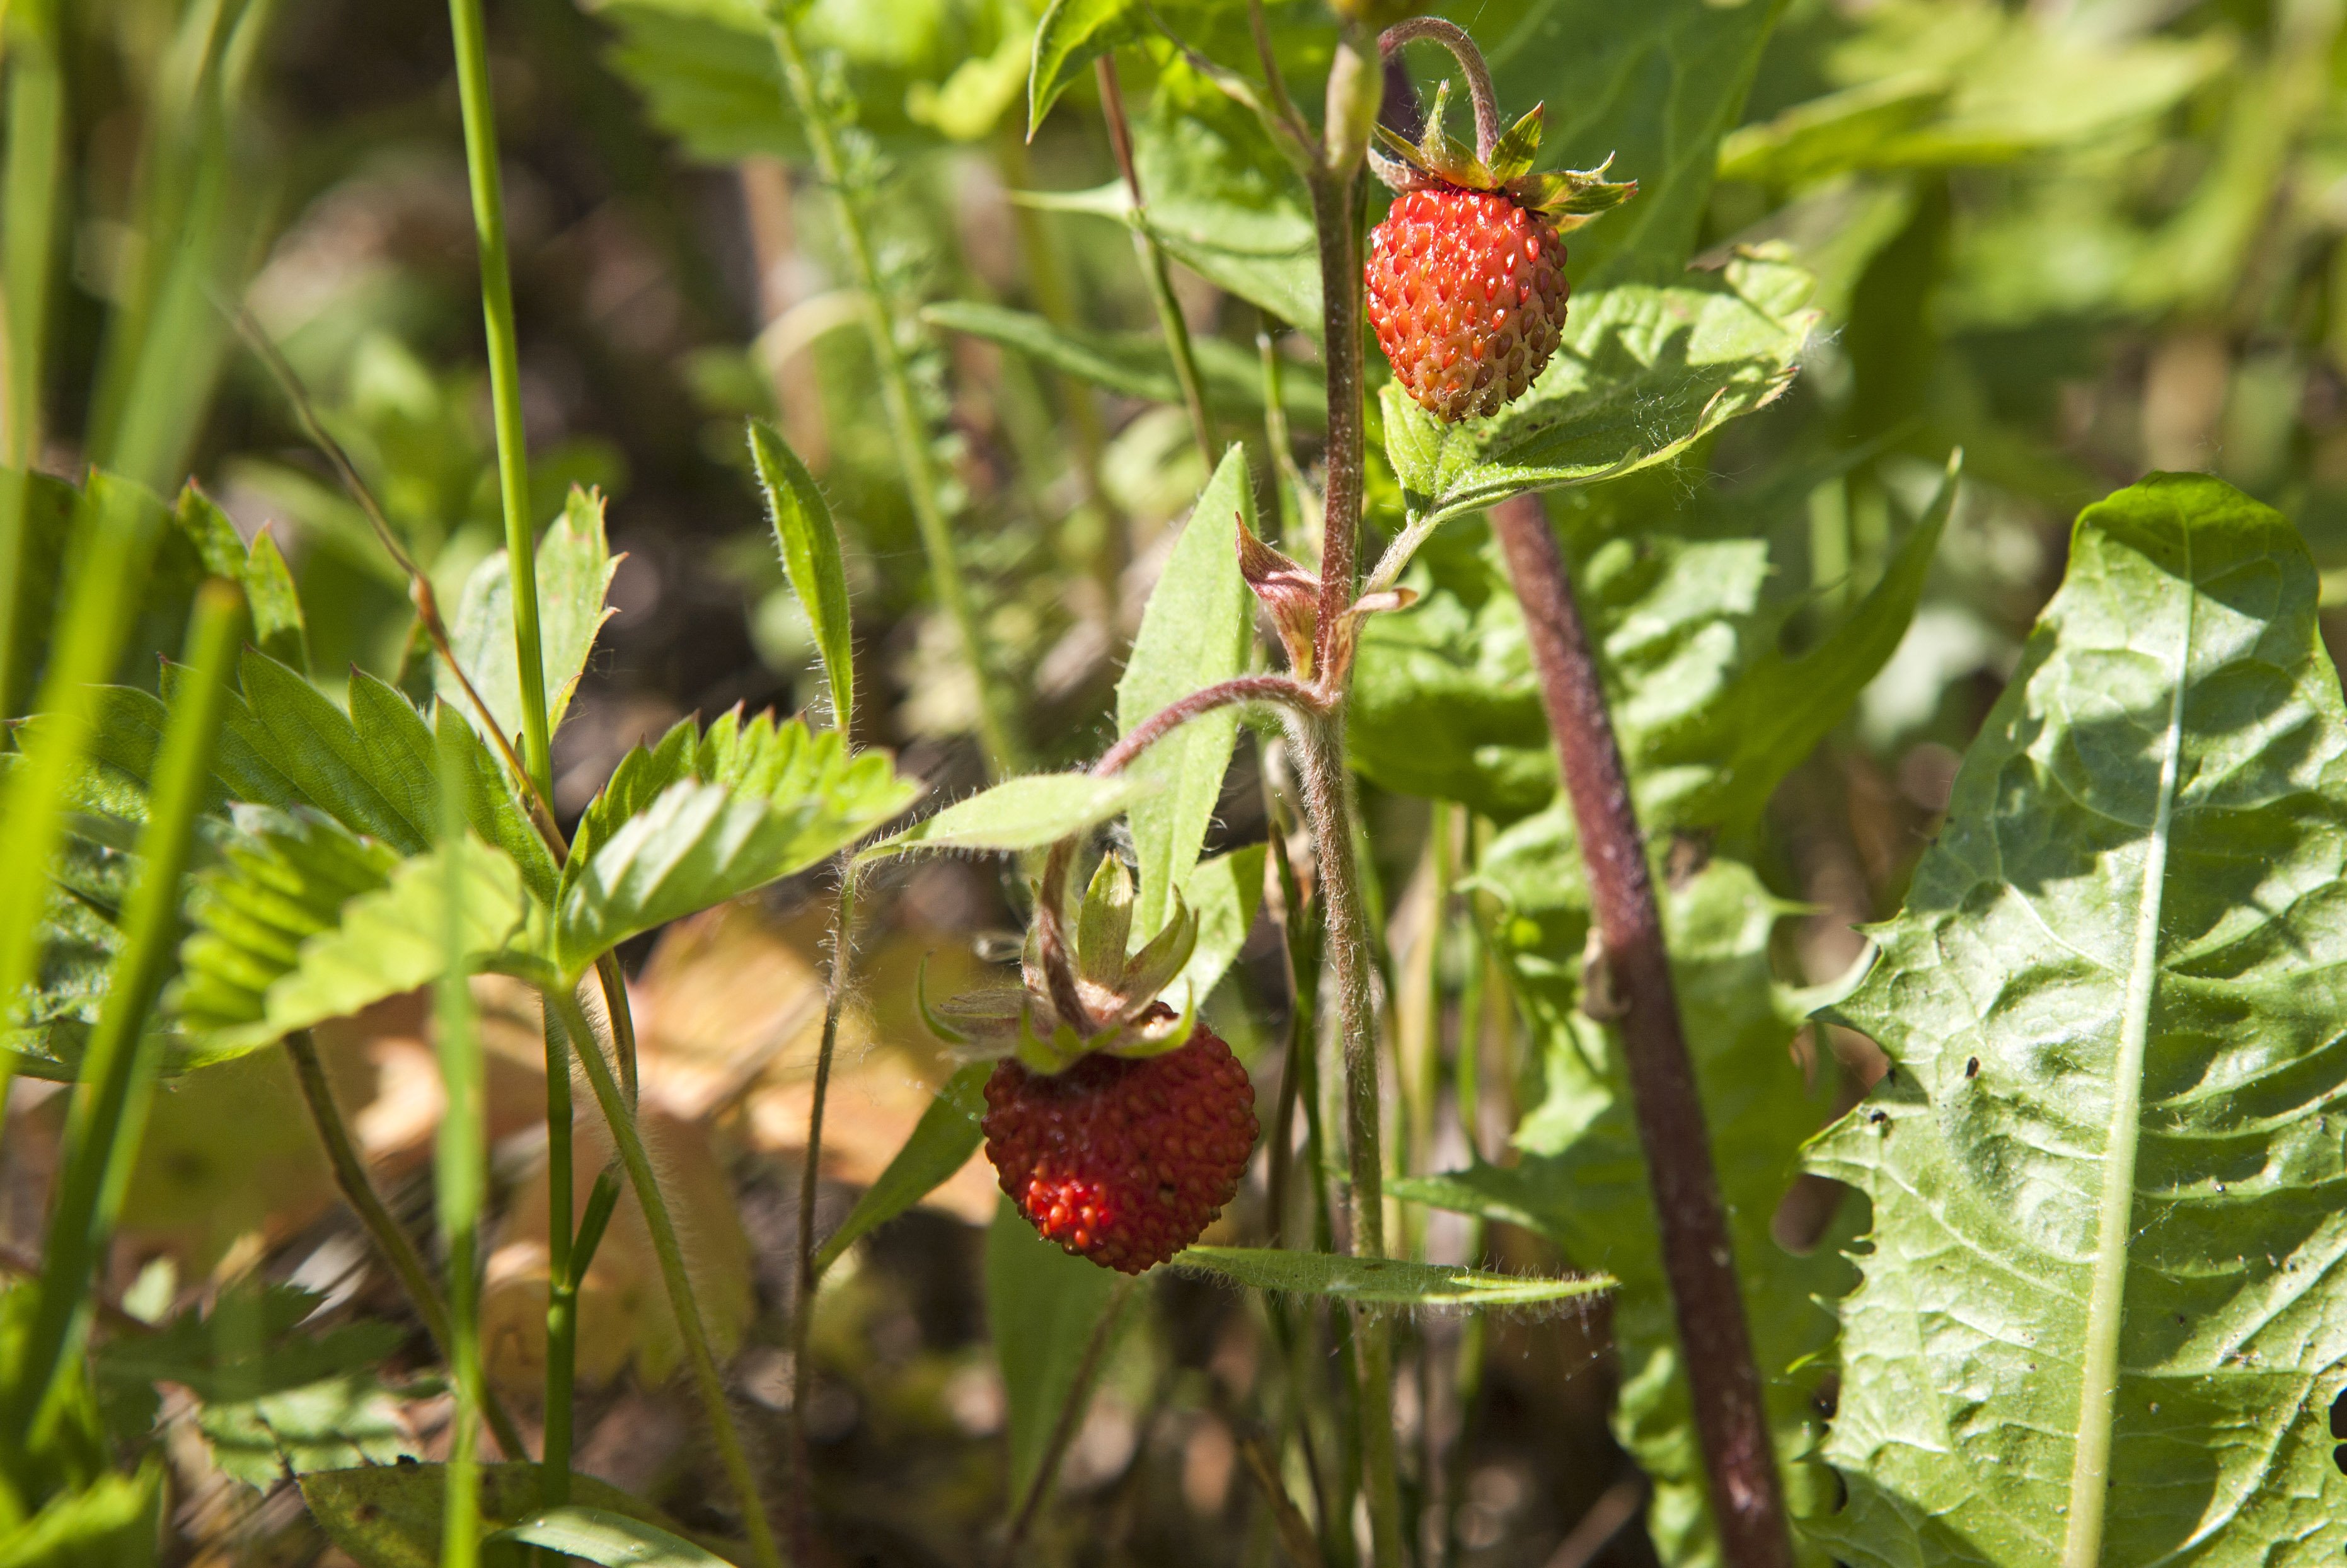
[766, 9, 1021, 776]
[13, 582, 242, 1450]
[788, 863, 857, 1563]
[434, 721, 490, 1568]
[553, 985, 786, 1568]
[541, 1000, 577, 1507]
[446, 0, 553, 796]
[2, 13, 61, 471]
[0, 480, 165, 1128]
[284, 1029, 528, 1461]
[1094, 55, 1215, 468]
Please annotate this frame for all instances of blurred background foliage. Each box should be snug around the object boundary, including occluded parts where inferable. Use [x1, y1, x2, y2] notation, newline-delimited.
[9, 0, 2346, 1562]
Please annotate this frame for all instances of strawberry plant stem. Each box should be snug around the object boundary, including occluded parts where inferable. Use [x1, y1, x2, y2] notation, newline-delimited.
[790, 863, 859, 1564]
[1094, 55, 1216, 468]
[1487, 492, 1793, 1568]
[553, 984, 787, 1568]
[11, 582, 240, 1450]
[766, 8, 1022, 778]
[284, 1029, 529, 1461]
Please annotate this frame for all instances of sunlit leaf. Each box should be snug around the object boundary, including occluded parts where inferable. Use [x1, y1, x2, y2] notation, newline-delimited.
[858, 773, 1148, 862]
[1172, 1246, 1612, 1308]
[439, 485, 618, 747]
[489, 1507, 732, 1567]
[1027, 0, 1140, 135]
[922, 301, 1323, 425]
[1167, 844, 1264, 1004]
[1119, 447, 1254, 940]
[748, 419, 856, 735]
[1808, 473, 2347, 1565]
[300, 1463, 696, 1568]
[0, 1461, 162, 1568]
[1381, 248, 1816, 531]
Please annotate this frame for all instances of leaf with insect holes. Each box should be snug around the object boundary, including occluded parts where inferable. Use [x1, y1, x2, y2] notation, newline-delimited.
[1354, 449, 1949, 828]
[1417, 853, 1852, 1565]
[749, 419, 856, 735]
[922, 301, 1324, 425]
[1027, 0, 1143, 135]
[989, 1197, 1127, 1503]
[1381, 248, 1816, 532]
[438, 486, 618, 749]
[859, 773, 1149, 862]
[812, 1061, 990, 1279]
[301, 1463, 697, 1568]
[1119, 447, 1254, 942]
[488, 1507, 732, 1567]
[1481, 0, 1789, 287]
[555, 713, 915, 976]
[1807, 474, 2347, 1566]
[171, 814, 533, 1064]
[1172, 1247, 1612, 1309]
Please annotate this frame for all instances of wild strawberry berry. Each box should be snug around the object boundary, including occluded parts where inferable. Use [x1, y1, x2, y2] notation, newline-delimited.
[981, 1026, 1256, 1274]
[1368, 186, 1570, 422]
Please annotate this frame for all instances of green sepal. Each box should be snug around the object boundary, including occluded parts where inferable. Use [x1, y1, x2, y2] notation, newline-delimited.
[1075, 856, 1134, 993]
[1487, 102, 1544, 185]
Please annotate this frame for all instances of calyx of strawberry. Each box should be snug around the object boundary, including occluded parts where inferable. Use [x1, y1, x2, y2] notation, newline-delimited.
[1370, 80, 1635, 227]
[921, 856, 1199, 1073]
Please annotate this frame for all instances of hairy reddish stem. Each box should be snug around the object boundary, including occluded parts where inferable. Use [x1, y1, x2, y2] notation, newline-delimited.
[1488, 493, 1792, 1568]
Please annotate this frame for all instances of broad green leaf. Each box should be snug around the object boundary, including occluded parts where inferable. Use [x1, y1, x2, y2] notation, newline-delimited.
[556, 712, 914, 973]
[1129, 86, 1318, 336]
[1422, 854, 1852, 1565]
[489, 1506, 731, 1567]
[1354, 453, 1952, 831]
[300, 1463, 697, 1568]
[173, 816, 531, 1064]
[921, 301, 1324, 425]
[1167, 844, 1264, 1004]
[93, 1280, 403, 1412]
[0, 1461, 161, 1568]
[858, 773, 1148, 861]
[196, 1374, 420, 1488]
[748, 419, 856, 735]
[438, 486, 618, 748]
[1171, 1247, 1613, 1309]
[1381, 248, 1817, 531]
[1808, 473, 2347, 1565]
[1481, 0, 1791, 287]
[811, 1061, 989, 1277]
[1118, 447, 1254, 939]
[988, 1196, 1124, 1502]
[1027, 0, 1139, 135]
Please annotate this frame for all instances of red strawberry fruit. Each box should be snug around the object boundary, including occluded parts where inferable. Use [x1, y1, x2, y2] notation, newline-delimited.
[982, 1025, 1255, 1274]
[1364, 84, 1634, 423]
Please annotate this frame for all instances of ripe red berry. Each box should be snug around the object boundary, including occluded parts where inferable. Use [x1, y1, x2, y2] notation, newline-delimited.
[981, 1026, 1257, 1274]
[1367, 186, 1570, 422]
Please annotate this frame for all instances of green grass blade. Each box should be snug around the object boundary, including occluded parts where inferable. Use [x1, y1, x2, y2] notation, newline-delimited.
[8, 579, 243, 1451]
[432, 720, 486, 1568]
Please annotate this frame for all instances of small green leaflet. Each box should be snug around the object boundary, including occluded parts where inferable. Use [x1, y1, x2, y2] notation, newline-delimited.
[857, 773, 1150, 862]
[1027, 0, 1141, 135]
[1118, 446, 1254, 940]
[173, 485, 308, 672]
[747, 419, 855, 735]
[989, 1197, 1125, 1502]
[488, 1506, 732, 1566]
[1172, 1247, 1612, 1309]
[1165, 844, 1264, 1004]
[810, 1061, 989, 1279]
[1809, 473, 2347, 1565]
[300, 1463, 701, 1568]
[437, 485, 618, 749]
[1381, 248, 1816, 533]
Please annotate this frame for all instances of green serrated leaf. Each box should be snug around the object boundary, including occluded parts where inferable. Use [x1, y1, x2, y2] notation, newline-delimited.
[171, 486, 307, 672]
[1172, 1246, 1612, 1309]
[197, 1373, 422, 1489]
[921, 301, 1323, 425]
[858, 773, 1146, 862]
[556, 715, 914, 974]
[1126, 95, 1318, 338]
[1119, 447, 1254, 940]
[812, 1062, 989, 1278]
[490, 1506, 732, 1567]
[748, 420, 856, 735]
[438, 486, 618, 748]
[1167, 844, 1264, 1004]
[988, 1197, 1125, 1502]
[1808, 473, 2347, 1565]
[1382, 249, 1816, 531]
[172, 818, 530, 1064]
[300, 1463, 700, 1568]
[1027, 0, 1140, 136]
